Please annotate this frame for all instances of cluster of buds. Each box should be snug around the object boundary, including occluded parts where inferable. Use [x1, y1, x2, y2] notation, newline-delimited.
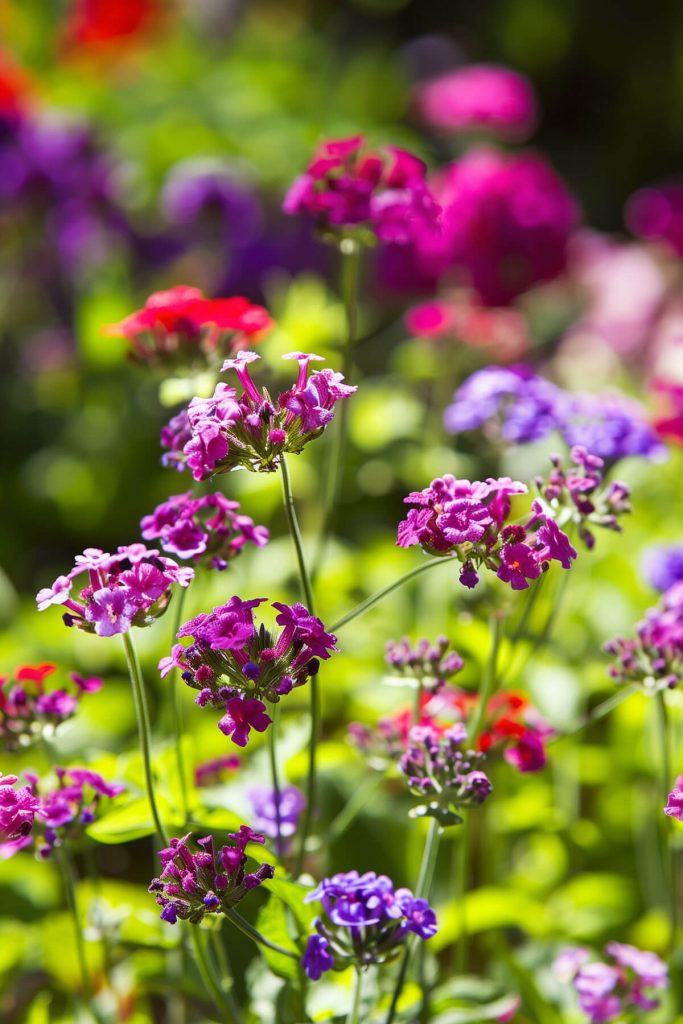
[398, 723, 492, 826]
[397, 475, 577, 591]
[148, 828, 274, 925]
[247, 785, 306, 856]
[141, 491, 269, 570]
[283, 134, 441, 246]
[553, 943, 668, 1023]
[384, 635, 464, 693]
[161, 351, 356, 479]
[0, 663, 102, 750]
[1, 768, 123, 859]
[605, 581, 683, 691]
[535, 447, 631, 550]
[36, 544, 193, 638]
[105, 286, 273, 371]
[301, 870, 437, 981]
[160, 597, 338, 746]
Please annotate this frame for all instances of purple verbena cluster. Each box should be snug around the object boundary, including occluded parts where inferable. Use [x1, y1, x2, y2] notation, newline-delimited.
[554, 943, 668, 1022]
[161, 351, 356, 479]
[301, 869, 437, 980]
[399, 723, 492, 826]
[0, 663, 102, 751]
[36, 544, 193, 637]
[397, 475, 577, 591]
[247, 784, 306, 855]
[141, 491, 269, 570]
[605, 582, 683, 691]
[385, 635, 464, 692]
[160, 597, 337, 746]
[148, 828, 274, 925]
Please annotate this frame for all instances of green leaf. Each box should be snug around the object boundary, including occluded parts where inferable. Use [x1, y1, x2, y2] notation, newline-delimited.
[431, 994, 524, 1024]
[262, 876, 316, 932]
[432, 887, 548, 950]
[254, 896, 301, 983]
[86, 798, 161, 844]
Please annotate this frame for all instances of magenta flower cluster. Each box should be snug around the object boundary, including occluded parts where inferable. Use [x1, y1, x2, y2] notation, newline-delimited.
[664, 775, 683, 820]
[0, 663, 102, 751]
[415, 63, 537, 140]
[397, 475, 577, 591]
[161, 351, 356, 479]
[399, 723, 492, 827]
[36, 544, 193, 637]
[283, 134, 441, 245]
[385, 635, 464, 693]
[148, 828, 274, 925]
[160, 597, 337, 747]
[141, 490, 269, 570]
[0, 772, 42, 854]
[554, 943, 668, 1022]
[605, 582, 683, 691]
[302, 870, 437, 980]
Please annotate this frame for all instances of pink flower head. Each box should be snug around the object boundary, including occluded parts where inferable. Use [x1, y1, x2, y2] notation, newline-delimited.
[218, 697, 272, 747]
[415, 63, 537, 141]
[626, 180, 683, 257]
[664, 775, 683, 820]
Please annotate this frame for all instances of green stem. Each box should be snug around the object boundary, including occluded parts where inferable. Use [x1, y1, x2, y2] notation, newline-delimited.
[189, 928, 239, 1023]
[280, 454, 316, 611]
[327, 771, 386, 843]
[656, 690, 678, 946]
[122, 631, 168, 846]
[469, 613, 503, 743]
[57, 845, 92, 1000]
[171, 584, 190, 826]
[269, 702, 283, 856]
[331, 557, 454, 633]
[348, 967, 364, 1024]
[454, 822, 470, 975]
[385, 819, 441, 1024]
[209, 928, 242, 1023]
[225, 908, 299, 959]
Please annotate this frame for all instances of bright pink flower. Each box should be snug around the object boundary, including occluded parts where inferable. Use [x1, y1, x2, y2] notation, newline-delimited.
[218, 698, 272, 748]
[415, 63, 537, 141]
[626, 180, 683, 257]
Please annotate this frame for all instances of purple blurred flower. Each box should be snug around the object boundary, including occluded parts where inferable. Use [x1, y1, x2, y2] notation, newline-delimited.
[605, 582, 683, 691]
[415, 63, 537, 141]
[642, 545, 683, 593]
[247, 784, 305, 854]
[626, 180, 683, 257]
[555, 943, 668, 1022]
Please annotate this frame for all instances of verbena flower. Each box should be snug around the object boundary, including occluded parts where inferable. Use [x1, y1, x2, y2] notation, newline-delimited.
[0, 662, 102, 750]
[554, 942, 668, 1022]
[605, 582, 683, 691]
[161, 597, 338, 746]
[384, 635, 464, 693]
[626, 180, 683, 258]
[301, 870, 437, 980]
[641, 544, 683, 593]
[148, 828, 274, 925]
[415, 63, 537, 141]
[398, 723, 492, 826]
[247, 784, 306, 855]
[194, 755, 241, 787]
[36, 544, 193, 637]
[664, 776, 683, 820]
[0, 772, 42, 857]
[105, 286, 272, 371]
[283, 134, 440, 245]
[397, 475, 577, 591]
[141, 491, 269, 570]
[160, 351, 356, 479]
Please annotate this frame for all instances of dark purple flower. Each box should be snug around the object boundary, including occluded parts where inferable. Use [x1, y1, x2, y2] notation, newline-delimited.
[302, 934, 334, 981]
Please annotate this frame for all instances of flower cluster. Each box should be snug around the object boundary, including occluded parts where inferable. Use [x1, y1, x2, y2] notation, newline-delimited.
[444, 365, 666, 462]
[148, 828, 274, 925]
[141, 491, 269, 570]
[194, 755, 242, 787]
[301, 870, 437, 980]
[398, 723, 492, 826]
[385, 635, 464, 693]
[536, 447, 631, 550]
[160, 351, 356, 479]
[1, 768, 124, 859]
[554, 943, 668, 1023]
[605, 582, 683, 691]
[415, 63, 537, 141]
[161, 597, 337, 746]
[247, 785, 306, 855]
[283, 134, 440, 245]
[397, 475, 577, 591]
[105, 286, 273, 371]
[36, 544, 193, 637]
[664, 775, 683, 820]
[0, 663, 102, 750]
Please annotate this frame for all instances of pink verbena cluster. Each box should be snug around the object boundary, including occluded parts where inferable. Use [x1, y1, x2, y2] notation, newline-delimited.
[397, 475, 577, 590]
[554, 943, 668, 1022]
[0, 662, 102, 750]
[605, 582, 683, 691]
[283, 134, 440, 244]
[415, 63, 537, 141]
[160, 597, 338, 747]
[160, 351, 356, 479]
[141, 491, 268, 570]
[36, 544, 193, 637]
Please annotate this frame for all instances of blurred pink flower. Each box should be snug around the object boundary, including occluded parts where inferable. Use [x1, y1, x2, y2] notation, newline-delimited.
[626, 180, 683, 257]
[415, 63, 537, 141]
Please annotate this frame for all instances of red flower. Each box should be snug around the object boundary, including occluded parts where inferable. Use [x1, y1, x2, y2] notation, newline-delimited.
[15, 664, 57, 686]
[0, 50, 33, 121]
[62, 0, 160, 48]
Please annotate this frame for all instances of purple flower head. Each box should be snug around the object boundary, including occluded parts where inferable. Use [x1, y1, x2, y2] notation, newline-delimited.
[642, 545, 683, 593]
[385, 635, 464, 694]
[1, 663, 103, 751]
[555, 943, 669, 1022]
[605, 583, 683, 691]
[247, 784, 305, 855]
[416, 64, 537, 141]
[398, 724, 492, 826]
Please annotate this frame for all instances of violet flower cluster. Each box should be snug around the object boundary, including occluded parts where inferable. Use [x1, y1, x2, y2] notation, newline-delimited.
[247, 784, 306, 855]
[535, 447, 631, 550]
[160, 597, 338, 747]
[161, 351, 356, 479]
[664, 775, 683, 820]
[301, 870, 437, 981]
[0, 662, 102, 750]
[554, 943, 668, 1023]
[141, 491, 269, 570]
[398, 723, 492, 826]
[641, 544, 683, 593]
[36, 544, 193, 638]
[397, 474, 577, 591]
[444, 365, 666, 463]
[605, 582, 683, 691]
[385, 635, 464, 693]
[283, 134, 441, 245]
[148, 827, 274, 925]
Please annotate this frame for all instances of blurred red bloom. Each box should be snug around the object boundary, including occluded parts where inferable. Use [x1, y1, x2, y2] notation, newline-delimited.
[0, 50, 34, 120]
[62, 0, 160, 48]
